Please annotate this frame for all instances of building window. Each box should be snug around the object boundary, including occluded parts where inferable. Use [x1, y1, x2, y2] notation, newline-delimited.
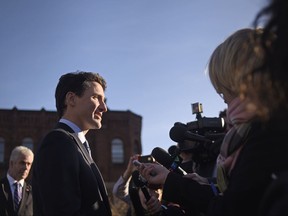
[22, 138, 34, 151]
[111, 138, 124, 164]
[0, 138, 4, 163]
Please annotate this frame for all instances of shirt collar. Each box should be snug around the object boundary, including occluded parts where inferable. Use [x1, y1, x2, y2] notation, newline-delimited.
[7, 174, 24, 187]
[59, 118, 86, 143]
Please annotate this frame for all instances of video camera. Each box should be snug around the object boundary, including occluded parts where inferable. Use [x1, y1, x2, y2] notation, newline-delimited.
[169, 102, 226, 164]
[187, 102, 225, 135]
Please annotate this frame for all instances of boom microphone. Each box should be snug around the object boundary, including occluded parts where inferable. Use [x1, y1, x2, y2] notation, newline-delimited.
[169, 123, 211, 143]
[151, 147, 187, 176]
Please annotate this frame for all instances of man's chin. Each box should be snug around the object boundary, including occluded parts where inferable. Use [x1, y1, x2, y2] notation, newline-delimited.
[91, 121, 101, 129]
[20, 174, 27, 180]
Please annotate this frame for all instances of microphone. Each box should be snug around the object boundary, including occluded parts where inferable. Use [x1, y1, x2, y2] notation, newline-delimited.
[151, 147, 187, 176]
[168, 145, 180, 158]
[169, 123, 211, 143]
[131, 170, 151, 201]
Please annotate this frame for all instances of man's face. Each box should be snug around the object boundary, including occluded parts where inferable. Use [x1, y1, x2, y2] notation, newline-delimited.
[72, 81, 107, 130]
[10, 153, 33, 181]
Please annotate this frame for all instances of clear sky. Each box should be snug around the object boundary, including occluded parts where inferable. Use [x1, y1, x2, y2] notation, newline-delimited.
[0, 0, 265, 155]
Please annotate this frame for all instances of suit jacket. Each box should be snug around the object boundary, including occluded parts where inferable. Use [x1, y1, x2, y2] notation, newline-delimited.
[32, 122, 112, 216]
[0, 177, 33, 216]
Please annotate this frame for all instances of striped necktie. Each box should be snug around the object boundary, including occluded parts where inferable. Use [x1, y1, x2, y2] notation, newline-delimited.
[83, 140, 92, 157]
[14, 182, 21, 211]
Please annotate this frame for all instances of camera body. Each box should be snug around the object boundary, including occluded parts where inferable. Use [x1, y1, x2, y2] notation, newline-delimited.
[138, 155, 155, 163]
[188, 102, 225, 135]
[172, 102, 226, 164]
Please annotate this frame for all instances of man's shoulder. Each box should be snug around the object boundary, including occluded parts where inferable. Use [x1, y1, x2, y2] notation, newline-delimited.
[0, 177, 9, 196]
[44, 127, 73, 140]
[0, 176, 8, 184]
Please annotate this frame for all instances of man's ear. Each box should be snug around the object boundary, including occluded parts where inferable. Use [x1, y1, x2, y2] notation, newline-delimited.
[65, 92, 76, 107]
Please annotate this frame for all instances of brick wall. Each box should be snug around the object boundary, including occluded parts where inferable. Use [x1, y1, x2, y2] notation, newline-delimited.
[0, 107, 142, 187]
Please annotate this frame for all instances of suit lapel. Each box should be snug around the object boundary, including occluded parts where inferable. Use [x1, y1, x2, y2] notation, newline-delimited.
[75, 137, 111, 212]
[90, 163, 110, 209]
[55, 123, 93, 163]
[18, 182, 31, 212]
[1, 178, 10, 201]
[68, 132, 109, 198]
[1, 177, 15, 213]
[55, 122, 111, 213]
[70, 133, 93, 164]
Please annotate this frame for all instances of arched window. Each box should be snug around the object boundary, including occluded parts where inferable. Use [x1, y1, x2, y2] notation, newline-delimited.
[0, 137, 4, 163]
[111, 138, 124, 164]
[22, 138, 34, 151]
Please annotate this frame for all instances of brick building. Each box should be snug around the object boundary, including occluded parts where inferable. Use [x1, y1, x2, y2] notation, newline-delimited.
[0, 107, 142, 190]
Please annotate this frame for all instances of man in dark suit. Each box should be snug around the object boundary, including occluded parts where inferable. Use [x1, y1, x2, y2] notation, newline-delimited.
[0, 146, 34, 216]
[32, 71, 112, 215]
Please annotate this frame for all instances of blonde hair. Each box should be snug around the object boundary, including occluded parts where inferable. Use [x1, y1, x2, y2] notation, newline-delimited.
[208, 28, 265, 98]
[207, 28, 270, 118]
